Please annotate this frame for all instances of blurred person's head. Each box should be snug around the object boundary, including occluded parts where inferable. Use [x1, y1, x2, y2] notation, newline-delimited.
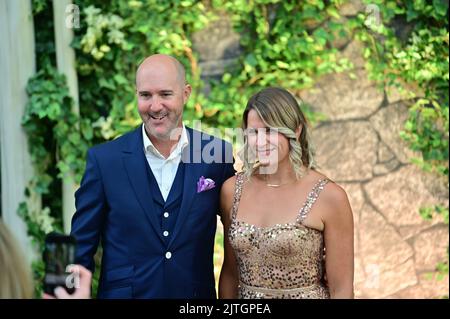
[0, 220, 33, 298]
[241, 87, 315, 178]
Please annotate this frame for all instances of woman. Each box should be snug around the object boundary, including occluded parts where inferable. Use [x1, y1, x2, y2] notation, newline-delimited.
[219, 87, 354, 299]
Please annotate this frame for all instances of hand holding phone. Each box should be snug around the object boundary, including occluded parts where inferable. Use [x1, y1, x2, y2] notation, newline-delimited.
[43, 232, 76, 296]
[43, 264, 92, 299]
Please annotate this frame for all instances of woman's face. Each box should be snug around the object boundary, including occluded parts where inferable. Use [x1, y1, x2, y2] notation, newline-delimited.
[246, 109, 291, 173]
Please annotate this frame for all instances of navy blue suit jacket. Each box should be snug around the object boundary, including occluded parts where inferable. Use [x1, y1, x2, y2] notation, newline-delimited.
[71, 126, 235, 298]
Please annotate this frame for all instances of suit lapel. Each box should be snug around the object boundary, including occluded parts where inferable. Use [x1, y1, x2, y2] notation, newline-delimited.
[164, 162, 184, 207]
[168, 128, 201, 248]
[122, 127, 165, 244]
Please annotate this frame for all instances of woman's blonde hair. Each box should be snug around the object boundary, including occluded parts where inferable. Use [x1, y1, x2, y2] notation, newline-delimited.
[0, 220, 34, 298]
[240, 87, 315, 179]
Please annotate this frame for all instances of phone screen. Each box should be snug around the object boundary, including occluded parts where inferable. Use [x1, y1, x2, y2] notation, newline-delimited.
[43, 233, 77, 296]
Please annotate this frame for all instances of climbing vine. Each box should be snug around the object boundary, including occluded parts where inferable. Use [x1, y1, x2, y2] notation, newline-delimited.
[351, 0, 448, 281]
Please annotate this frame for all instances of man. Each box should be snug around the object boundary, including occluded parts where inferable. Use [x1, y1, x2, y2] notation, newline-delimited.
[71, 54, 235, 298]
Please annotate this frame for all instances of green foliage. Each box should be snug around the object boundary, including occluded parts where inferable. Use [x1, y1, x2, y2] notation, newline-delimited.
[435, 253, 449, 281]
[205, 0, 350, 128]
[20, 64, 93, 296]
[23, 66, 91, 183]
[350, 1, 449, 285]
[31, 0, 48, 14]
[72, 0, 217, 137]
[213, 225, 224, 293]
[71, 0, 348, 135]
[19, 1, 95, 296]
[420, 204, 449, 225]
[352, 0, 449, 178]
[420, 204, 449, 284]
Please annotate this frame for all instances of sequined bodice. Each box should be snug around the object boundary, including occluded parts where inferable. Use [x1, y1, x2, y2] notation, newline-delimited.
[229, 173, 330, 299]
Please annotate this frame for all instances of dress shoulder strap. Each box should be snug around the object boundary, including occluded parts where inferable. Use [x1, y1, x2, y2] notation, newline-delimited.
[296, 178, 330, 224]
[231, 172, 245, 221]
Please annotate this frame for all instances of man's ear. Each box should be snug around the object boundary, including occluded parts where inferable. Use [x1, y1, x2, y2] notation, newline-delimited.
[183, 84, 192, 104]
[295, 125, 302, 140]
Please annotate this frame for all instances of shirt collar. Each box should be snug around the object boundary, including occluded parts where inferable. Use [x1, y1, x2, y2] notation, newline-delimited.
[142, 123, 189, 159]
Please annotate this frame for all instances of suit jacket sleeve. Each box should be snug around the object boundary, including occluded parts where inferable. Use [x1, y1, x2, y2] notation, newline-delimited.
[71, 148, 107, 273]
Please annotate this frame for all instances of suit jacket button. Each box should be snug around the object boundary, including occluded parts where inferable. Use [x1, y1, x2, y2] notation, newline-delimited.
[165, 252, 172, 259]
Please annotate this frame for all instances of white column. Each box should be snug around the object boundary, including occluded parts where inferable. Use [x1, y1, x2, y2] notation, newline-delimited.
[52, 0, 80, 234]
[0, 0, 37, 258]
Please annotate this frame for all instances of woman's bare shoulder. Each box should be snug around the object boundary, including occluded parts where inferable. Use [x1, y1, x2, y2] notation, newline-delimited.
[222, 174, 237, 193]
[220, 174, 239, 222]
[313, 176, 353, 228]
[310, 170, 349, 207]
[221, 174, 239, 204]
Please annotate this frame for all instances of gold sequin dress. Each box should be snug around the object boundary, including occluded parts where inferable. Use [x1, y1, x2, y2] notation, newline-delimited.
[229, 172, 331, 299]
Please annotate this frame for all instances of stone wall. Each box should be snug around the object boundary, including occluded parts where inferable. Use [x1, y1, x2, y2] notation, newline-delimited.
[193, 3, 449, 299]
[302, 39, 448, 298]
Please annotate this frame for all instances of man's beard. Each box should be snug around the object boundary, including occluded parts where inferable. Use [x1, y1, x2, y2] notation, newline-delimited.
[144, 114, 182, 142]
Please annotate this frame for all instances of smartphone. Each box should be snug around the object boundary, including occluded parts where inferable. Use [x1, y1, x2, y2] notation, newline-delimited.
[43, 232, 77, 296]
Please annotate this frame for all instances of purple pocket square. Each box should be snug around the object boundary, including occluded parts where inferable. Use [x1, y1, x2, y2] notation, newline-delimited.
[197, 176, 216, 193]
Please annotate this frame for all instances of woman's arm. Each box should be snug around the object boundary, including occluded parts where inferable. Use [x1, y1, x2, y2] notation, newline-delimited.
[323, 183, 355, 299]
[218, 177, 239, 299]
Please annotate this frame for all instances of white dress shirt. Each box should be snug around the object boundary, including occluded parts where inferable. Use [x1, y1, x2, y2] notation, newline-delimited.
[142, 124, 189, 201]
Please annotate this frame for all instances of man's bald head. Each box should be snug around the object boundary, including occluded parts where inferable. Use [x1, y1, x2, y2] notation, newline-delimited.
[136, 54, 186, 88]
